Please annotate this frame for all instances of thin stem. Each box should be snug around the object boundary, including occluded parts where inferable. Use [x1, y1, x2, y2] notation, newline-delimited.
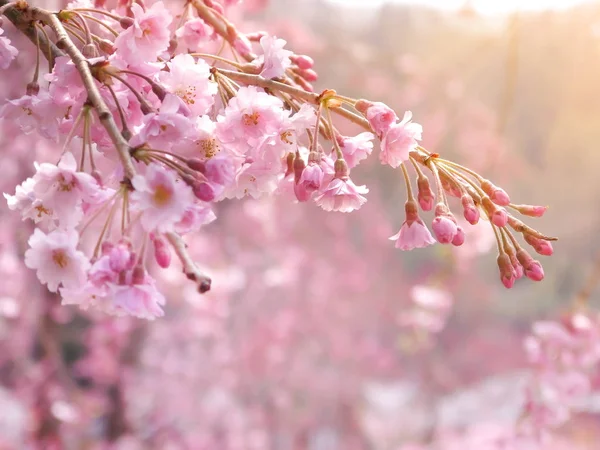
[71, 12, 92, 44]
[426, 160, 447, 206]
[104, 83, 130, 137]
[71, 8, 122, 21]
[324, 106, 343, 159]
[491, 224, 505, 255]
[166, 232, 212, 291]
[81, 13, 119, 37]
[400, 163, 414, 201]
[311, 102, 324, 154]
[190, 52, 244, 69]
[108, 72, 155, 113]
[80, 112, 88, 171]
[32, 19, 41, 85]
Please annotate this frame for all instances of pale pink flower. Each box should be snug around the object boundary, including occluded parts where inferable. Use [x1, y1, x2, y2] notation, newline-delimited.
[132, 94, 195, 151]
[380, 111, 422, 168]
[340, 132, 374, 168]
[44, 56, 85, 106]
[111, 279, 166, 320]
[389, 202, 436, 251]
[314, 177, 368, 213]
[175, 203, 217, 234]
[0, 28, 18, 70]
[114, 2, 172, 65]
[31, 152, 106, 227]
[131, 163, 195, 233]
[295, 161, 324, 202]
[255, 35, 293, 79]
[0, 90, 65, 140]
[158, 54, 217, 116]
[24, 229, 90, 292]
[175, 18, 215, 51]
[216, 86, 288, 154]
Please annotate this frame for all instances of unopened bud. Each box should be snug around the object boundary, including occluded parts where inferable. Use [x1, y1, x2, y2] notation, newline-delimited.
[119, 17, 135, 29]
[497, 253, 515, 289]
[516, 249, 545, 282]
[153, 236, 171, 268]
[193, 181, 215, 202]
[512, 204, 548, 218]
[298, 68, 318, 82]
[187, 158, 206, 173]
[524, 234, 554, 256]
[481, 179, 510, 206]
[417, 176, 434, 211]
[354, 99, 374, 115]
[452, 226, 465, 246]
[98, 39, 116, 54]
[293, 154, 305, 183]
[482, 198, 508, 227]
[26, 82, 39, 96]
[461, 194, 479, 225]
[291, 54, 314, 70]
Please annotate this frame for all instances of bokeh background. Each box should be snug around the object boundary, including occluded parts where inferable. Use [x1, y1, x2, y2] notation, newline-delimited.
[1, 0, 600, 448]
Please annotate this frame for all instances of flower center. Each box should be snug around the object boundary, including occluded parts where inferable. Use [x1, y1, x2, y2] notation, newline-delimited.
[57, 174, 76, 191]
[175, 86, 197, 105]
[153, 184, 172, 206]
[35, 204, 51, 218]
[280, 131, 293, 144]
[52, 250, 69, 269]
[197, 138, 219, 158]
[242, 111, 260, 126]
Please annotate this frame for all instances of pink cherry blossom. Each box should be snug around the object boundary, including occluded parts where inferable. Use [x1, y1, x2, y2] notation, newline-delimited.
[389, 200, 436, 250]
[158, 54, 217, 116]
[114, 2, 173, 65]
[24, 229, 90, 292]
[0, 28, 18, 70]
[314, 177, 368, 213]
[111, 277, 166, 320]
[380, 111, 422, 168]
[175, 18, 215, 51]
[340, 132, 375, 168]
[254, 35, 293, 79]
[365, 101, 398, 137]
[130, 163, 195, 233]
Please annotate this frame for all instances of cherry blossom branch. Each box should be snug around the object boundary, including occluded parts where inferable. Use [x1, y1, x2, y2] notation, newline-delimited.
[1, 0, 64, 64]
[22, 3, 136, 179]
[166, 232, 212, 293]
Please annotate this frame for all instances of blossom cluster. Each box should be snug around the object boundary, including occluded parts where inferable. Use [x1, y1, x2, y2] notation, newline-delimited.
[0, 0, 556, 319]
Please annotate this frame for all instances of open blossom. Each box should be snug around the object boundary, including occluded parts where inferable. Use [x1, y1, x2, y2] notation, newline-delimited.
[24, 229, 90, 292]
[31, 152, 106, 227]
[0, 89, 65, 140]
[380, 111, 422, 168]
[175, 18, 215, 51]
[216, 86, 288, 154]
[158, 54, 218, 116]
[131, 163, 195, 233]
[340, 132, 374, 168]
[254, 35, 293, 79]
[111, 277, 166, 320]
[389, 200, 436, 250]
[0, 28, 18, 70]
[295, 160, 324, 202]
[114, 2, 172, 65]
[314, 177, 368, 213]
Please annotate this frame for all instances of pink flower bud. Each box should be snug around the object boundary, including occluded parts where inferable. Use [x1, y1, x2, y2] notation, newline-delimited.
[98, 39, 115, 54]
[451, 226, 465, 246]
[193, 182, 215, 202]
[483, 198, 507, 227]
[365, 102, 398, 137]
[417, 176, 434, 211]
[187, 158, 206, 173]
[516, 249, 545, 281]
[512, 204, 548, 217]
[153, 236, 171, 268]
[293, 154, 306, 183]
[131, 265, 145, 285]
[524, 234, 554, 256]
[120, 17, 135, 29]
[461, 194, 479, 225]
[497, 253, 515, 289]
[481, 180, 510, 206]
[432, 215, 457, 244]
[26, 82, 40, 96]
[291, 54, 314, 70]
[299, 68, 318, 82]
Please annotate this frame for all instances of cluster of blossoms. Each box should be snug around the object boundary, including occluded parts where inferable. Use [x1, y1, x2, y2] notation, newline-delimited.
[521, 311, 600, 437]
[0, 0, 555, 320]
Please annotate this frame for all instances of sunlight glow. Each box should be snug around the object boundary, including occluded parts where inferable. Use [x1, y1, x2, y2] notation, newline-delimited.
[326, 0, 596, 15]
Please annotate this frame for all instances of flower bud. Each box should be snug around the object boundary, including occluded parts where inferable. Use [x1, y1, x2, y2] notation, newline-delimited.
[187, 158, 206, 173]
[512, 204, 548, 218]
[26, 82, 40, 96]
[516, 249, 545, 281]
[432, 204, 457, 244]
[299, 68, 318, 82]
[334, 159, 349, 179]
[451, 226, 465, 246]
[119, 17, 135, 29]
[193, 182, 215, 202]
[483, 198, 507, 227]
[98, 39, 116, 54]
[417, 176, 434, 211]
[131, 265, 145, 285]
[153, 236, 171, 269]
[524, 234, 554, 256]
[481, 180, 510, 206]
[497, 253, 515, 289]
[461, 194, 479, 225]
[291, 54, 314, 70]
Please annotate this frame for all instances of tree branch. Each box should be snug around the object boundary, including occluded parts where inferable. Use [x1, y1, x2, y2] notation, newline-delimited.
[166, 231, 212, 294]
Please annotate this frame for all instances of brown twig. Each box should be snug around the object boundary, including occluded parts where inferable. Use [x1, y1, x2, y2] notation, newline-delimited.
[166, 232, 212, 293]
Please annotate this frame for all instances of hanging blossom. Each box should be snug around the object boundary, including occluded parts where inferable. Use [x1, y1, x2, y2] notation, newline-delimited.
[0, 0, 558, 322]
